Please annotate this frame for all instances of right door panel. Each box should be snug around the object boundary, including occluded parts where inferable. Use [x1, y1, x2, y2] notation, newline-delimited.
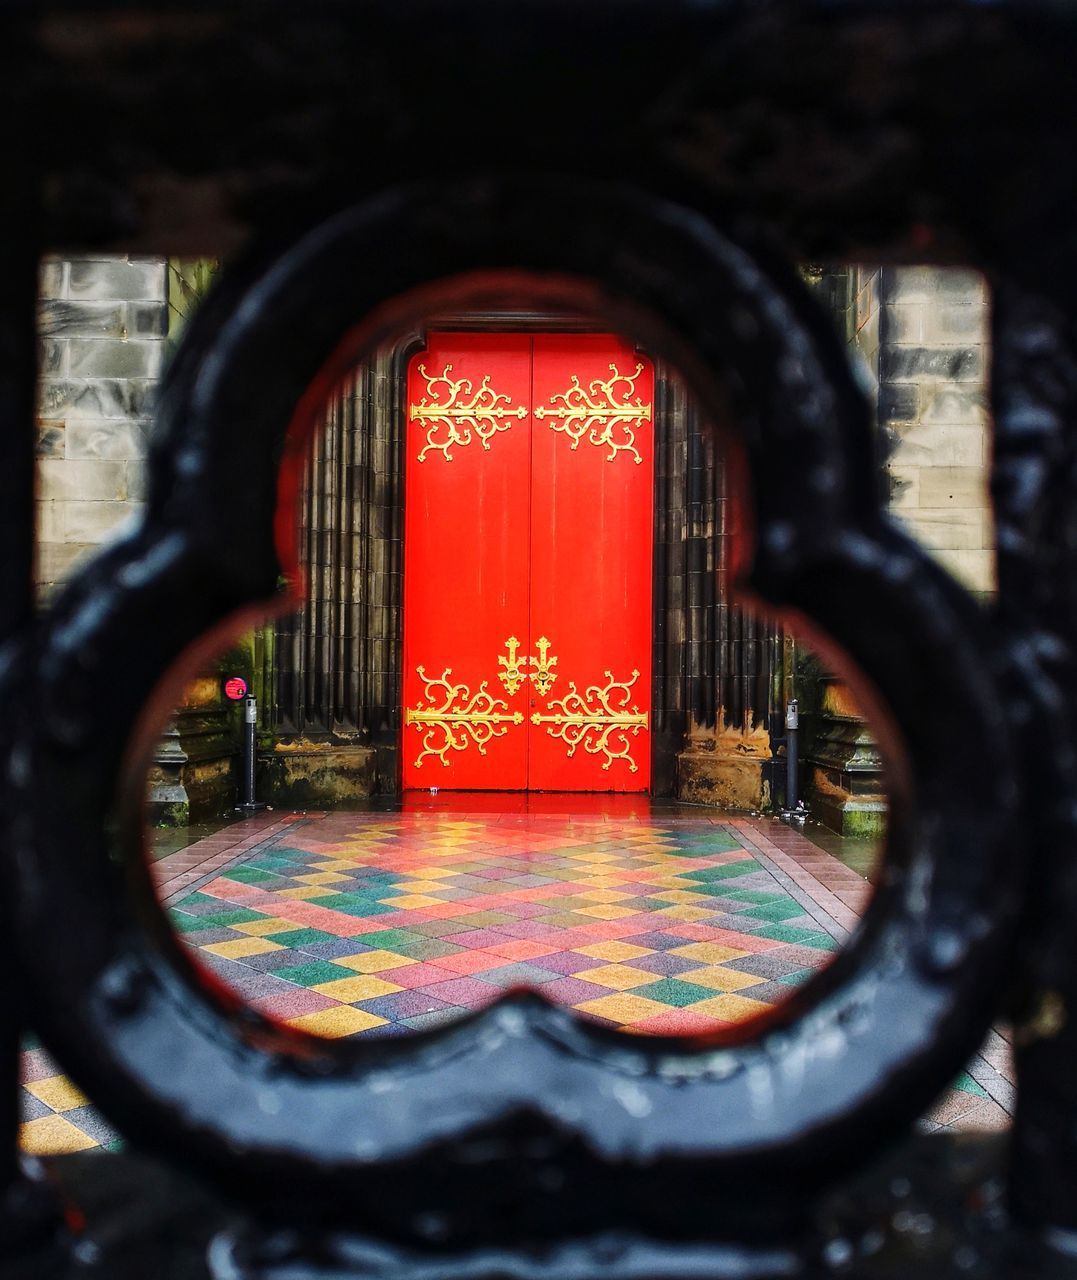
[526, 334, 654, 791]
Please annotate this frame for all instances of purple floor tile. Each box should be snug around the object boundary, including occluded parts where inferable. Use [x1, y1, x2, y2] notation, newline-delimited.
[478, 962, 562, 988]
[625, 931, 705, 950]
[19, 1048, 61, 1084]
[298, 939, 377, 960]
[238, 950, 320, 973]
[250, 988, 339, 1018]
[400, 1009, 468, 1032]
[530, 950, 606, 976]
[63, 1105, 121, 1145]
[495, 920, 564, 939]
[536, 976, 616, 1005]
[441, 927, 516, 948]
[420, 976, 502, 1006]
[19, 1091, 51, 1122]
[360, 990, 458, 1021]
[629, 952, 701, 978]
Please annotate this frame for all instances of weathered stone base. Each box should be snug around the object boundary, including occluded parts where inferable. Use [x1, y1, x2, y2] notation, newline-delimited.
[808, 752, 888, 838]
[803, 675, 888, 838]
[147, 684, 239, 826]
[676, 727, 772, 811]
[809, 776, 888, 839]
[260, 741, 377, 808]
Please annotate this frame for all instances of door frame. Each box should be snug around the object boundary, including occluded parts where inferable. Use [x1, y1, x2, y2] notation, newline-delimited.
[393, 311, 673, 797]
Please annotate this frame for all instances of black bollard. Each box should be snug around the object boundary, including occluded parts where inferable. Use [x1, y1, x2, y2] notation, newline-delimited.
[236, 694, 265, 814]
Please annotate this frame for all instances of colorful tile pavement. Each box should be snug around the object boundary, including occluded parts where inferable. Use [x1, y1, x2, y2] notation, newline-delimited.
[18, 803, 1015, 1152]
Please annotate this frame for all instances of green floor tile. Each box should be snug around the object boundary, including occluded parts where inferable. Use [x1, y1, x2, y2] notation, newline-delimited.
[631, 979, 713, 1007]
[244, 856, 303, 872]
[348, 929, 425, 951]
[749, 923, 827, 944]
[223, 867, 279, 884]
[313, 894, 398, 917]
[172, 891, 221, 910]
[170, 912, 208, 934]
[195, 907, 268, 928]
[797, 932, 839, 951]
[742, 901, 809, 922]
[677, 859, 759, 878]
[722, 889, 789, 904]
[953, 1072, 989, 1098]
[390, 937, 465, 960]
[667, 836, 742, 853]
[273, 960, 357, 987]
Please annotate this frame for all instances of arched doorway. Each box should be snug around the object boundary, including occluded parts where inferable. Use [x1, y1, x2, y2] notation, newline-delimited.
[267, 315, 784, 811]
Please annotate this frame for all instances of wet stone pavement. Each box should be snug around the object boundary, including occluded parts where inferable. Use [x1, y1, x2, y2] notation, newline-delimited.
[18, 801, 1014, 1154]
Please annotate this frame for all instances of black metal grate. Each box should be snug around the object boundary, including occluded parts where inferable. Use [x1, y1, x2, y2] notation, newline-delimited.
[2, 4, 1076, 1276]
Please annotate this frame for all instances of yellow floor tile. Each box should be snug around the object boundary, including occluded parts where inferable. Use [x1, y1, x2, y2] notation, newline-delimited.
[333, 950, 417, 973]
[390, 880, 449, 893]
[573, 941, 654, 962]
[571, 890, 636, 904]
[25, 1075, 87, 1112]
[655, 906, 714, 922]
[688, 993, 775, 1021]
[574, 993, 669, 1024]
[310, 975, 403, 1002]
[408, 867, 458, 880]
[670, 942, 752, 964]
[294, 871, 352, 885]
[231, 917, 305, 937]
[20, 1115, 98, 1154]
[201, 936, 283, 959]
[312, 859, 364, 871]
[286, 1007, 388, 1037]
[575, 905, 638, 920]
[650, 890, 705, 904]
[385, 894, 442, 909]
[678, 966, 767, 992]
[578, 963, 653, 991]
[278, 886, 334, 900]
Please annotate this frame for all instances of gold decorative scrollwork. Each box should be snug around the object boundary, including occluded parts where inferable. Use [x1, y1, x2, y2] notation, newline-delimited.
[498, 636, 527, 696]
[406, 666, 524, 768]
[531, 669, 648, 772]
[410, 363, 527, 462]
[534, 362, 651, 465]
[529, 635, 557, 696]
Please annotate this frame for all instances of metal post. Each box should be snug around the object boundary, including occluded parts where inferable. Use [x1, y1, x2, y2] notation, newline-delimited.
[785, 698, 800, 815]
[236, 695, 265, 814]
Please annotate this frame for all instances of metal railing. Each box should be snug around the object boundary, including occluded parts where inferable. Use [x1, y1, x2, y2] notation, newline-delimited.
[1, 3, 1075, 1275]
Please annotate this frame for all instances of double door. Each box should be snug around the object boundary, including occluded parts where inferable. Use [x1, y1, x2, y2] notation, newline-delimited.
[402, 332, 654, 791]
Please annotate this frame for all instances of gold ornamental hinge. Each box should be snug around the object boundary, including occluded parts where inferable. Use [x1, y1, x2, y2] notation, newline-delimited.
[531, 669, 648, 772]
[410, 363, 527, 462]
[534, 362, 651, 464]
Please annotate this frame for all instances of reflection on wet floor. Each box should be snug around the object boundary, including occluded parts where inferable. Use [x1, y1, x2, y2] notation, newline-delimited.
[19, 801, 1012, 1153]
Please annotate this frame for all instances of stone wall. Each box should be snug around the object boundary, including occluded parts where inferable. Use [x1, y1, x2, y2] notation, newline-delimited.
[37, 255, 167, 596]
[36, 255, 242, 823]
[33, 255, 995, 826]
[797, 265, 993, 834]
[877, 267, 993, 596]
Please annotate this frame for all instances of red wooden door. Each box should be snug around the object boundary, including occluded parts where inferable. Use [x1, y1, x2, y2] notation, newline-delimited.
[402, 332, 653, 792]
[402, 333, 531, 790]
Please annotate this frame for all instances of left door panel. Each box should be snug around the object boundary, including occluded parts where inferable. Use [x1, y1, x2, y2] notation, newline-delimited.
[402, 333, 532, 789]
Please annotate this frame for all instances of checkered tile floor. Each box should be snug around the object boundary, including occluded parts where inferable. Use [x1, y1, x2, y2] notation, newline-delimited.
[18, 803, 1014, 1152]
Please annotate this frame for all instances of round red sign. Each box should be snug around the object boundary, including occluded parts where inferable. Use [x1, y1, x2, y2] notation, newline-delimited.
[223, 676, 248, 701]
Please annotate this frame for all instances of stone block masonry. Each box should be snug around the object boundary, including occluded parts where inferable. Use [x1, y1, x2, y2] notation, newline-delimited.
[36, 255, 166, 596]
[876, 267, 993, 596]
